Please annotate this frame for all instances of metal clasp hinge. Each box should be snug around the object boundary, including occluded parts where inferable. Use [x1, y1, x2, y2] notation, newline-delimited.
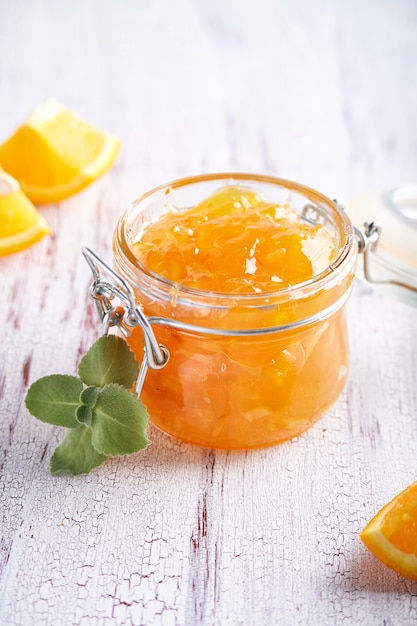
[354, 221, 417, 295]
[331, 198, 417, 298]
[82, 246, 169, 397]
[354, 221, 382, 284]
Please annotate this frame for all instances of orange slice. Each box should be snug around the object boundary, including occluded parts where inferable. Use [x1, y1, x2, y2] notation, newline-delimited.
[0, 168, 50, 255]
[360, 482, 417, 581]
[0, 100, 120, 204]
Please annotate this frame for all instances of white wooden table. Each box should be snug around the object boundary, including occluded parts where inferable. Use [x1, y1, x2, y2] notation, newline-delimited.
[1, 1, 417, 624]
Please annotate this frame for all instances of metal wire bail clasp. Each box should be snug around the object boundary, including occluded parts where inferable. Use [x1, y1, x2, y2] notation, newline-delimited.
[354, 221, 417, 295]
[354, 221, 382, 282]
[82, 246, 169, 397]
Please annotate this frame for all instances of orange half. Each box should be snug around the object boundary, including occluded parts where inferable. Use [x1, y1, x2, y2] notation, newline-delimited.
[360, 481, 417, 581]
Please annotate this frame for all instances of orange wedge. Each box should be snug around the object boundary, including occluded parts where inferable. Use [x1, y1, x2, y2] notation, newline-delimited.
[0, 168, 50, 255]
[0, 100, 120, 204]
[360, 482, 417, 581]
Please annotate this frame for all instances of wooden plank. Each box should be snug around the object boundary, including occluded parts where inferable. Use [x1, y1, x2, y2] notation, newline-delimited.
[1, 0, 417, 624]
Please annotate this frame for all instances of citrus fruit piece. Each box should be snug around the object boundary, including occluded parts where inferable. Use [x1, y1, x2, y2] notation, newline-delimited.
[0, 168, 50, 255]
[360, 481, 417, 581]
[0, 99, 120, 204]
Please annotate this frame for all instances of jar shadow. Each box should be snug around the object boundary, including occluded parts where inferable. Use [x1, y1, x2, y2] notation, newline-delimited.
[140, 422, 251, 468]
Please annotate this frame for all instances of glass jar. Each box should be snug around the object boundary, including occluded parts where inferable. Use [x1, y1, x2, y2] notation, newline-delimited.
[112, 173, 358, 449]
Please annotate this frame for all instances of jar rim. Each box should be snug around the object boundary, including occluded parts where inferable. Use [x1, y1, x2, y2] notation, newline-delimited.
[113, 172, 357, 306]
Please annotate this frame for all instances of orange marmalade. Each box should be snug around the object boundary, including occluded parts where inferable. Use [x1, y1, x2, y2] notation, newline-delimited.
[113, 174, 357, 449]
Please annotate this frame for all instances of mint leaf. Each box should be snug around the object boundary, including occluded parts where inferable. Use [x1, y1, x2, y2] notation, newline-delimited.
[78, 335, 139, 389]
[80, 385, 99, 408]
[50, 426, 108, 475]
[25, 375, 83, 428]
[26, 335, 152, 476]
[90, 383, 150, 456]
[76, 404, 93, 426]
[76, 386, 99, 425]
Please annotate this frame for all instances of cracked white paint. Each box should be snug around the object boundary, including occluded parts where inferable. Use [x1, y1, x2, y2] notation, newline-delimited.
[1, 1, 417, 625]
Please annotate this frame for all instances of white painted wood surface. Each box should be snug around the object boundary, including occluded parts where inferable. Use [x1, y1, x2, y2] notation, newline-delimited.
[1, 1, 417, 624]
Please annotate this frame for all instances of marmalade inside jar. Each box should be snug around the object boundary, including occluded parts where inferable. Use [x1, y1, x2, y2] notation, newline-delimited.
[133, 186, 338, 294]
[120, 182, 355, 449]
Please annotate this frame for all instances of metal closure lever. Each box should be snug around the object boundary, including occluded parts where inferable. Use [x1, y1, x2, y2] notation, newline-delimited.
[354, 222, 417, 295]
[332, 198, 417, 299]
[82, 246, 169, 397]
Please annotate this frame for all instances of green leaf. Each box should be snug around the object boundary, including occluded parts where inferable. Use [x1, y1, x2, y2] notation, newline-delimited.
[78, 335, 139, 389]
[76, 404, 93, 426]
[76, 386, 99, 425]
[90, 383, 150, 456]
[50, 426, 108, 475]
[80, 385, 99, 408]
[25, 375, 83, 428]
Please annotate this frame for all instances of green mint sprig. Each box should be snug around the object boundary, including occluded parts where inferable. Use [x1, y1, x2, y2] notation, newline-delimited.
[25, 335, 150, 476]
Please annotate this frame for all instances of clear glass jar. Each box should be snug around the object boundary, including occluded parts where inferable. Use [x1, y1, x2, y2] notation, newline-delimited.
[112, 173, 358, 449]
